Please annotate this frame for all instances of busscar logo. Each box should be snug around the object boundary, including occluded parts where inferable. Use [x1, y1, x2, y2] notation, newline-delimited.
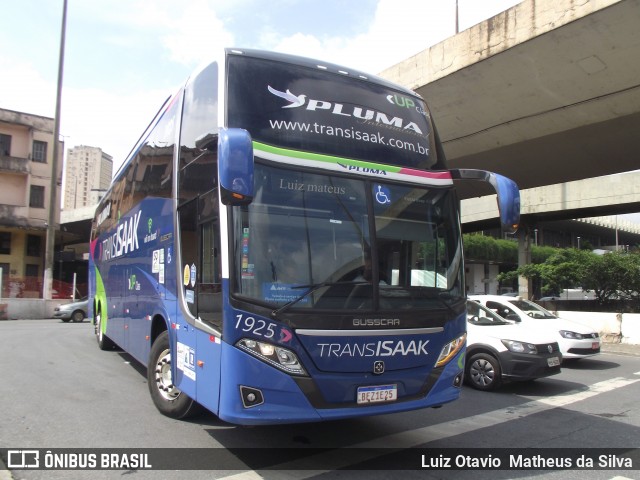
[268, 86, 423, 134]
[353, 318, 400, 327]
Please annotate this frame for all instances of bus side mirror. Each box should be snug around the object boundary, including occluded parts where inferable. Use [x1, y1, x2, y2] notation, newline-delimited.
[218, 128, 254, 205]
[449, 169, 520, 234]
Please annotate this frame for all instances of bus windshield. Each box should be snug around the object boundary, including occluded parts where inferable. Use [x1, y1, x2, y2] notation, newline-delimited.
[232, 161, 463, 311]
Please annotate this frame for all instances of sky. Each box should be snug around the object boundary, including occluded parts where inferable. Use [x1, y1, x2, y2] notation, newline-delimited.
[3, 0, 638, 227]
[1, 0, 523, 170]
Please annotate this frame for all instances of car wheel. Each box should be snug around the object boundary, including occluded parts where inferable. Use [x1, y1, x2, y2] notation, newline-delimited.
[147, 331, 201, 419]
[466, 352, 502, 391]
[71, 310, 85, 323]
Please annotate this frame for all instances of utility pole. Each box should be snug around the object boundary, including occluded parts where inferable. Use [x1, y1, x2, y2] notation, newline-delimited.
[44, 0, 67, 300]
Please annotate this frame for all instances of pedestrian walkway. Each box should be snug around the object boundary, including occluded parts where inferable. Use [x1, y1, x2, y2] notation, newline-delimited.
[601, 342, 640, 356]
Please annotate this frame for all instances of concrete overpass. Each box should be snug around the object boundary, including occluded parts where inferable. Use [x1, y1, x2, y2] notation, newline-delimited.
[380, 0, 640, 207]
[380, 0, 640, 296]
[462, 171, 640, 229]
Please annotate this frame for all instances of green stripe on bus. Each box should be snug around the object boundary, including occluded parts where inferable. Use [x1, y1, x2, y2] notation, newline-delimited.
[252, 141, 403, 173]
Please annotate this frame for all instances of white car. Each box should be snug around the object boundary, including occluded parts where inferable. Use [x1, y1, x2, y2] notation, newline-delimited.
[465, 301, 561, 391]
[469, 295, 601, 361]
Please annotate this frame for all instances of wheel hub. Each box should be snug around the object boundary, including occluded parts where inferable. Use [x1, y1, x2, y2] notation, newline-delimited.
[155, 350, 179, 401]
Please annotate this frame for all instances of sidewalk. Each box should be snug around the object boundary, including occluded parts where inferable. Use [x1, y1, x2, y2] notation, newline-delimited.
[601, 342, 640, 356]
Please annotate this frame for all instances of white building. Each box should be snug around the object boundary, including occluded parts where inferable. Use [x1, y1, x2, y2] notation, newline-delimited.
[63, 145, 112, 210]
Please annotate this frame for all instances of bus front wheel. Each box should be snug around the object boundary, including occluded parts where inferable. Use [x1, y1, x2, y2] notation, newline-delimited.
[147, 331, 201, 419]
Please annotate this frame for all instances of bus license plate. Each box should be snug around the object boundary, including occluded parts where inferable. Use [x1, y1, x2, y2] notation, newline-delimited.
[547, 356, 560, 367]
[357, 385, 397, 405]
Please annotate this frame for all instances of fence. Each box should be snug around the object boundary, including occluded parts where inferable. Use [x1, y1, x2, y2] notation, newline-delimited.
[0, 276, 87, 300]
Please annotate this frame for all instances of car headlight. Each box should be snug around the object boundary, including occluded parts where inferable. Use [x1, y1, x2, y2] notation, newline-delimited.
[236, 338, 308, 376]
[435, 333, 466, 367]
[501, 339, 538, 354]
[560, 330, 584, 339]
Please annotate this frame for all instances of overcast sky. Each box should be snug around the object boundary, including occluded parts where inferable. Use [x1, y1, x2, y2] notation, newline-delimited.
[1, 0, 523, 167]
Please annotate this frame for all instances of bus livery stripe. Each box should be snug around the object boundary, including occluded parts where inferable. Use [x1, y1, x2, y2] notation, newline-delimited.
[253, 141, 453, 187]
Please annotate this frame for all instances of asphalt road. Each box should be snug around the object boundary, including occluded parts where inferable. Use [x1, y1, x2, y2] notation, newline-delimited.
[1, 319, 639, 480]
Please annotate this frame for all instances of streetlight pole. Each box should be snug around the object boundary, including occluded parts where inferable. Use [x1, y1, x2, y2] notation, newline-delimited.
[44, 0, 67, 300]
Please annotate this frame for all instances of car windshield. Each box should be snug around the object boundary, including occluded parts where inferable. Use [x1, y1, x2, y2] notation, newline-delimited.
[467, 301, 509, 325]
[509, 299, 557, 319]
[232, 162, 463, 311]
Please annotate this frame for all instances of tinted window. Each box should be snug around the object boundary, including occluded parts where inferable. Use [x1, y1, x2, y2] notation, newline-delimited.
[227, 54, 436, 170]
[179, 62, 218, 204]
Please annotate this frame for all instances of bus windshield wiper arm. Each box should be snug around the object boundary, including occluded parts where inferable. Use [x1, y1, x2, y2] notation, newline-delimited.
[271, 281, 369, 318]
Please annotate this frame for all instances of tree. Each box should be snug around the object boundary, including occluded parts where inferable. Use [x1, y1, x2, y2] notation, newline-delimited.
[495, 247, 590, 297]
[509, 248, 640, 305]
[464, 235, 640, 306]
[581, 251, 640, 304]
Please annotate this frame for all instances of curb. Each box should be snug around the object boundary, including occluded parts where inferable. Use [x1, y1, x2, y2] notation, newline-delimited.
[0, 456, 13, 480]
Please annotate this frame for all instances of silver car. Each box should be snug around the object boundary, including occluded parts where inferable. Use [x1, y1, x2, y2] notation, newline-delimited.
[53, 297, 88, 323]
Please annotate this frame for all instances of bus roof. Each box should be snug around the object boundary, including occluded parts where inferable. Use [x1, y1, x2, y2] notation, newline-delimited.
[225, 48, 421, 98]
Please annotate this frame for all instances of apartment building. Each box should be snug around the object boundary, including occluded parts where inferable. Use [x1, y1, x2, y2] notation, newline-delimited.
[64, 145, 112, 210]
[0, 107, 63, 297]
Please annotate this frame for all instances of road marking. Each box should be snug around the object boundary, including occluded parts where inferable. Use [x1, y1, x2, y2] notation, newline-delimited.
[532, 376, 638, 407]
[219, 376, 640, 479]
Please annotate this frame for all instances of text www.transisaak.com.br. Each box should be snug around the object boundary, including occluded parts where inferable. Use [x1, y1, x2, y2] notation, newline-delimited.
[269, 119, 430, 157]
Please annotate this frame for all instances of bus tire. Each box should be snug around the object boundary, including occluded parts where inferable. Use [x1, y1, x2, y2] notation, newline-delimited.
[147, 331, 201, 419]
[95, 309, 115, 351]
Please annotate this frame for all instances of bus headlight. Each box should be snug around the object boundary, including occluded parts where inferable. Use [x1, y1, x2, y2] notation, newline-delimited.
[435, 333, 466, 368]
[236, 338, 308, 376]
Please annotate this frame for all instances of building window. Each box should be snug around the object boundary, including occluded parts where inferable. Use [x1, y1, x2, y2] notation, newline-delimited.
[0, 133, 11, 156]
[0, 232, 11, 254]
[33, 140, 47, 163]
[29, 185, 45, 208]
[26, 235, 42, 257]
[25, 264, 39, 278]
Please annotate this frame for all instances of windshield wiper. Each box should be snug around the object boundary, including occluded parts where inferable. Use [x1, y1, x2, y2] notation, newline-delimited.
[271, 281, 369, 318]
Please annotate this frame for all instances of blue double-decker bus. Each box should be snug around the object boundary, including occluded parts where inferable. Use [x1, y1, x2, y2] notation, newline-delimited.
[89, 48, 519, 424]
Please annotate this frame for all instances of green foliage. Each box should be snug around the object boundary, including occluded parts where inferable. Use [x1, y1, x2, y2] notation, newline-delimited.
[531, 245, 558, 264]
[517, 249, 640, 305]
[463, 234, 640, 305]
[463, 234, 518, 264]
[580, 251, 640, 304]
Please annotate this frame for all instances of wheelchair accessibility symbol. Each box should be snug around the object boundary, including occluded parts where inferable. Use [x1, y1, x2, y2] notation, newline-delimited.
[374, 185, 391, 205]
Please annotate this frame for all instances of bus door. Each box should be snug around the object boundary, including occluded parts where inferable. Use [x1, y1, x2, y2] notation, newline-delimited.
[178, 189, 223, 411]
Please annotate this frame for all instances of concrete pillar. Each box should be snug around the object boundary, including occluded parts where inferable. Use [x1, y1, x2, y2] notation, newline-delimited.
[517, 227, 532, 298]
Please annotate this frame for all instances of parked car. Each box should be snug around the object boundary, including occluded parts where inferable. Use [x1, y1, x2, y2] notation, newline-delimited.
[53, 296, 88, 323]
[465, 301, 561, 391]
[469, 295, 601, 361]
